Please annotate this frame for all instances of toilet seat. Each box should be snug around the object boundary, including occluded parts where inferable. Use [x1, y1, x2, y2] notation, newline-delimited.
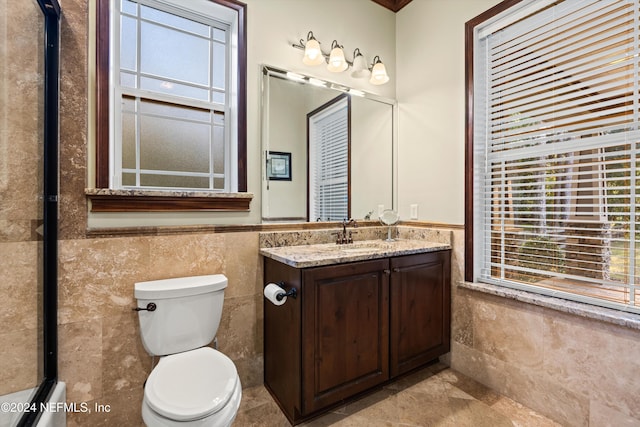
[145, 347, 239, 422]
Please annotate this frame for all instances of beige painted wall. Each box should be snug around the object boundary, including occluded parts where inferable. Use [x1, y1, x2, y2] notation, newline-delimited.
[395, 0, 501, 224]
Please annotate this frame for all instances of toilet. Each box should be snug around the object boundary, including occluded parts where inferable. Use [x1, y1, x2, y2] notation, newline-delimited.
[134, 274, 242, 427]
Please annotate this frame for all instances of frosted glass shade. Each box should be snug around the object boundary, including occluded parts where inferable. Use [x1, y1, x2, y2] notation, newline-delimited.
[370, 60, 389, 85]
[351, 54, 370, 78]
[303, 38, 324, 66]
[327, 46, 348, 72]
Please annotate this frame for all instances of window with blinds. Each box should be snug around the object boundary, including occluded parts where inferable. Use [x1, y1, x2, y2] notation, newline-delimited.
[308, 95, 350, 222]
[471, 0, 639, 312]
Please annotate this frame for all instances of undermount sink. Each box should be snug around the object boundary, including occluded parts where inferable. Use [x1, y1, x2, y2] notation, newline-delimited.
[339, 246, 380, 253]
[327, 241, 395, 253]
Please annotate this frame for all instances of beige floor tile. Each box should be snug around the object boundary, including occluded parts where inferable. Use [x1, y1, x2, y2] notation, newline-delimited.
[234, 366, 559, 427]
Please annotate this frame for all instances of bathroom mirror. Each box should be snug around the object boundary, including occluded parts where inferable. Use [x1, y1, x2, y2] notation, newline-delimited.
[261, 65, 396, 223]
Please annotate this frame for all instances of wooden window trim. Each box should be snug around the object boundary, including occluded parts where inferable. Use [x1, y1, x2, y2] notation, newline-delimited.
[94, 0, 248, 212]
[86, 190, 252, 212]
[464, 0, 524, 282]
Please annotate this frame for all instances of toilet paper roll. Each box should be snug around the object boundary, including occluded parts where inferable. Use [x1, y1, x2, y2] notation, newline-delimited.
[264, 283, 287, 306]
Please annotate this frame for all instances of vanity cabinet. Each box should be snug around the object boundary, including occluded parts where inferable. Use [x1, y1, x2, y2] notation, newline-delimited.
[263, 250, 450, 425]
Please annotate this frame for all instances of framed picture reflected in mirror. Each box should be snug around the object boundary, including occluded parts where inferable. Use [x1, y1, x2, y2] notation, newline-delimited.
[267, 151, 292, 181]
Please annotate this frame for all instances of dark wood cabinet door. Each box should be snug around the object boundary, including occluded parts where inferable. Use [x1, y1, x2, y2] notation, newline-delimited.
[263, 258, 302, 422]
[302, 259, 390, 414]
[389, 251, 451, 377]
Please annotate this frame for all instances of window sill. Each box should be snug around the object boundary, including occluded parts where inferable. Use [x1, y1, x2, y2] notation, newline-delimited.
[86, 188, 253, 212]
[459, 280, 640, 331]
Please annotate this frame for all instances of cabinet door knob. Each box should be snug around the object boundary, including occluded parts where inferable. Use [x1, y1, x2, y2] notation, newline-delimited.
[392, 268, 400, 273]
[383, 269, 391, 275]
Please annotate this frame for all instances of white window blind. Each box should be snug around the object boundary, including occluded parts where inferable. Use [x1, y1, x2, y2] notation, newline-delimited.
[473, 0, 639, 312]
[308, 97, 349, 222]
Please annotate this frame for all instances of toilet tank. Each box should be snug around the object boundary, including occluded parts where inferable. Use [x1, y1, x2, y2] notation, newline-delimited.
[134, 274, 228, 356]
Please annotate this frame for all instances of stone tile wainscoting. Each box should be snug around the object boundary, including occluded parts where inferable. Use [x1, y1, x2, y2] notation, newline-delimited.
[447, 229, 640, 427]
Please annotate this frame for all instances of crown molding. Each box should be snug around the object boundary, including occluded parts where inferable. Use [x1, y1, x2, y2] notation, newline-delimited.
[370, 0, 413, 13]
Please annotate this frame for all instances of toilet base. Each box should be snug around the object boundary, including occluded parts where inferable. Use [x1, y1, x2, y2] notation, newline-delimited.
[141, 382, 241, 427]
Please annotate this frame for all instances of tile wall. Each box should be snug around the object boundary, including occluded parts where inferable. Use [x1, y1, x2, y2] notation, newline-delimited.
[58, 232, 264, 426]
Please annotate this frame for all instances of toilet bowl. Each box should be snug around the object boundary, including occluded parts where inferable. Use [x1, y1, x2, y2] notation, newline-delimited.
[141, 348, 242, 426]
[135, 275, 241, 427]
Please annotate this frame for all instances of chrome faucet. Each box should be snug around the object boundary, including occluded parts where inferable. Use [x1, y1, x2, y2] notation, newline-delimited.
[334, 218, 357, 244]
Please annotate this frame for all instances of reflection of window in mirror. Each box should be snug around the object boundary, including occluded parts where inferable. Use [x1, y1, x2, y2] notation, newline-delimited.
[308, 94, 350, 221]
[95, 0, 247, 205]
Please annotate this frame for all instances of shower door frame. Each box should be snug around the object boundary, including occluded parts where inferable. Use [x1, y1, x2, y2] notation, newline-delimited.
[17, 0, 60, 425]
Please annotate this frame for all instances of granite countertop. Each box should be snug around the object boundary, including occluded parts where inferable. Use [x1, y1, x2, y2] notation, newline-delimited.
[259, 239, 451, 268]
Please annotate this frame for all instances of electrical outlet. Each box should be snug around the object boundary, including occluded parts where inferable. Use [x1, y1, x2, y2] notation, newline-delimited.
[377, 204, 385, 217]
[410, 204, 419, 220]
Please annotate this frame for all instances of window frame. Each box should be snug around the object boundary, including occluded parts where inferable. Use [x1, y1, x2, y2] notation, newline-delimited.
[307, 94, 351, 222]
[465, 0, 639, 312]
[465, 1, 522, 280]
[94, 0, 248, 211]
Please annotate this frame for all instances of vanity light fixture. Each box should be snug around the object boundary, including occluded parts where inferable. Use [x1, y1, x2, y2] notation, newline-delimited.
[327, 40, 348, 72]
[369, 56, 390, 85]
[302, 31, 324, 66]
[292, 31, 389, 85]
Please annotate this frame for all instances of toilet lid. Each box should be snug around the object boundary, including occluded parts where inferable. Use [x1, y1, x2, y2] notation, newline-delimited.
[145, 347, 239, 421]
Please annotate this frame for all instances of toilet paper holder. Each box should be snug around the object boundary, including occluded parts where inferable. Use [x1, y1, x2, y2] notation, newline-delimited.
[274, 281, 297, 301]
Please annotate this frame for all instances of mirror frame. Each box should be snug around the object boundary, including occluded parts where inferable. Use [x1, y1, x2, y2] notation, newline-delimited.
[260, 64, 398, 224]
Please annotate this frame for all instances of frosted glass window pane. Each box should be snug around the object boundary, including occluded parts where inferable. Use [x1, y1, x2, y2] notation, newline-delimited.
[122, 173, 136, 186]
[120, 72, 136, 88]
[120, 16, 137, 71]
[140, 21, 210, 86]
[140, 5, 209, 37]
[213, 28, 225, 42]
[141, 174, 209, 189]
[140, 77, 209, 101]
[139, 99, 210, 122]
[212, 91, 225, 104]
[139, 115, 210, 173]
[213, 177, 225, 189]
[121, 0, 137, 15]
[121, 112, 136, 169]
[213, 124, 224, 173]
[213, 42, 226, 90]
